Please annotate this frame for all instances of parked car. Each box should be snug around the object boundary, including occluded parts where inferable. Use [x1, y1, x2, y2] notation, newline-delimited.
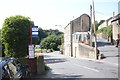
[0, 57, 30, 80]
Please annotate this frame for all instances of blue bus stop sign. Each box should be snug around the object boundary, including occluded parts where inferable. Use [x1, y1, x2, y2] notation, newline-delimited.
[32, 26, 38, 37]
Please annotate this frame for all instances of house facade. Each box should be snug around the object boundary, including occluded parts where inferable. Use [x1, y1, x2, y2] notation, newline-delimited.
[111, 13, 120, 42]
[98, 17, 113, 30]
[64, 14, 91, 57]
[64, 23, 72, 56]
[97, 17, 113, 41]
[64, 14, 97, 59]
[111, 1, 120, 44]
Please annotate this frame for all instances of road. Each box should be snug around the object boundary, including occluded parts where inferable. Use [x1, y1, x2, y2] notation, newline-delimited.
[97, 38, 119, 66]
[30, 38, 119, 80]
[37, 51, 118, 79]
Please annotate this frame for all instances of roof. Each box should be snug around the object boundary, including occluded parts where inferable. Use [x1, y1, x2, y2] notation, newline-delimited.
[106, 17, 113, 22]
[111, 13, 120, 22]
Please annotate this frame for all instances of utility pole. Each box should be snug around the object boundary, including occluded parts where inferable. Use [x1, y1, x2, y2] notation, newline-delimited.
[92, 0, 97, 59]
[90, 5, 92, 47]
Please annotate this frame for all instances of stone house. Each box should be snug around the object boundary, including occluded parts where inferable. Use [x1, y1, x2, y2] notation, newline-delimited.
[64, 14, 98, 59]
[97, 17, 113, 40]
[98, 17, 113, 30]
[111, 1, 120, 44]
[111, 13, 120, 44]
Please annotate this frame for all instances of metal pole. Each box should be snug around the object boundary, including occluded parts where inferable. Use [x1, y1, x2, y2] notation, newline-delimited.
[30, 24, 32, 45]
[92, 0, 97, 59]
[30, 24, 33, 74]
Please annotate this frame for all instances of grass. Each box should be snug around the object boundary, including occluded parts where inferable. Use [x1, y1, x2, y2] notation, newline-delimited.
[35, 48, 41, 52]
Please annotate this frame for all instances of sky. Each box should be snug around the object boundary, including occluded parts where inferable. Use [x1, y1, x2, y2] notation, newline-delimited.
[0, 0, 119, 31]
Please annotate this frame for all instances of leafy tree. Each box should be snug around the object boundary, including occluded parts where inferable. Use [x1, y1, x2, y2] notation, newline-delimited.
[0, 29, 1, 34]
[40, 38, 49, 49]
[32, 37, 40, 45]
[106, 25, 112, 37]
[38, 28, 47, 43]
[38, 29, 63, 49]
[44, 29, 63, 36]
[97, 25, 112, 42]
[92, 20, 105, 32]
[40, 35, 61, 50]
[97, 25, 112, 36]
[2, 15, 34, 57]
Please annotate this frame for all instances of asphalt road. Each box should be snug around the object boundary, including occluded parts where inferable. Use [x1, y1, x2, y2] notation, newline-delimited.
[39, 51, 118, 79]
[29, 38, 119, 80]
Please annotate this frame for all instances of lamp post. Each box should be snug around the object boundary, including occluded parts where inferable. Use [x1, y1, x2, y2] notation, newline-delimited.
[55, 25, 63, 53]
[55, 25, 62, 32]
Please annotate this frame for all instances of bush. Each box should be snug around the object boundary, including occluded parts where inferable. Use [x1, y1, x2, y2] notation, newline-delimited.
[2, 15, 34, 57]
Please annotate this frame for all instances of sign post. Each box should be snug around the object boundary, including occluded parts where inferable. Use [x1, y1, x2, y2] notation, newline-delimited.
[29, 45, 34, 59]
[32, 26, 38, 37]
[29, 25, 38, 74]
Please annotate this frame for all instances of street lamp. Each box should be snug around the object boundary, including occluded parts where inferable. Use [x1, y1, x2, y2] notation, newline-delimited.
[55, 25, 62, 32]
[55, 25, 63, 54]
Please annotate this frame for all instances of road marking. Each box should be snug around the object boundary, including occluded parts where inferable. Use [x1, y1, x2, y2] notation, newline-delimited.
[98, 60, 118, 66]
[74, 63, 99, 72]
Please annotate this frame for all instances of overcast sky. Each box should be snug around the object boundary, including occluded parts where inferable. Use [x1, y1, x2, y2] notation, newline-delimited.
[0, 0, 119, 31]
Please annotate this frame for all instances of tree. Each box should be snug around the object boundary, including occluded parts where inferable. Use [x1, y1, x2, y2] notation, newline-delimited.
[38, 28, 47, 43]
[40, 35, 61, 50]
[44, 29, 63, 36]
[106, 25, 112, 37]
[2, 15, 34, 57]
[97, 25, 112, 36]
[32, 37, 40, 45]
[92, 20, 105, 32]
[97, 25, 112, 42]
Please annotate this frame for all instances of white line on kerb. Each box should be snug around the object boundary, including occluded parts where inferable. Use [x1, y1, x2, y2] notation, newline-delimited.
[74, 64, 99, 72]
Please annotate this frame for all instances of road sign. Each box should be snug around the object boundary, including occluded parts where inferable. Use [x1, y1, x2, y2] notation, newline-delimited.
[32, 26, 38, 31]
[32, 26, 38, 37]
[32, 32, 38, 37]
[29, 45, 34, 59]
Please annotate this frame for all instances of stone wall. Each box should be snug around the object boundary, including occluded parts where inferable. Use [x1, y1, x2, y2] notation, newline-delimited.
[112, 21, 120, 41]
[18, 55, 45, 75]
[64, 23, 72, 56]
[72, 14, 90, 33]
[72, 43, 97, 59]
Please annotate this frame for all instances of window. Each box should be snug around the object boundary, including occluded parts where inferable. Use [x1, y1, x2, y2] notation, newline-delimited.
[7, 62, 17, 76]
[76, 35, 78, 40]
[14, 60, 22, 71]
[118, 14, 120, 25]
[118, 18, 120, 25]
[79, 34, 81, 41]
[2, 65, 11, 79]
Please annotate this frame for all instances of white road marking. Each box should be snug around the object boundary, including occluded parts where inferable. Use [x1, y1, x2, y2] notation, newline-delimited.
[74, 63, 99, 72]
